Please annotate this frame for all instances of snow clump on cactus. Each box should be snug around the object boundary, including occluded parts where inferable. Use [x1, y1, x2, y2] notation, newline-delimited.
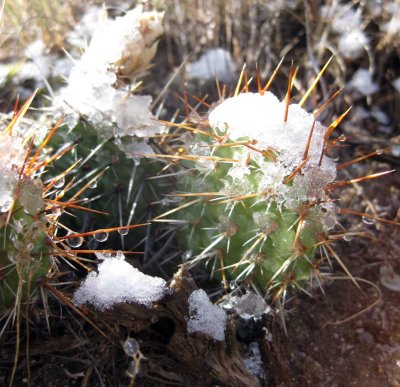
[58, 6, 165, 141]
[173, 90, 339, 293]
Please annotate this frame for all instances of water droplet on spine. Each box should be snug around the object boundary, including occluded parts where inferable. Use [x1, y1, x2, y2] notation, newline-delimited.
[362, 216, 375, 225]
[118, 227, 129, 236]
[54, 177, 65, 188]
[94, 231, 109, 242]
[89, 180, 97, 189]
[67, 236, 84, 248]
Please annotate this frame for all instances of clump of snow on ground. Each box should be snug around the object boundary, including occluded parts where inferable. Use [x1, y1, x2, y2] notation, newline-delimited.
[187, 289, 227, 341]
[0, 133, 26, 212]
[322, 4, 368, 59]
[186, 48, 236, 84]
[73, 252, 168, 310]
[348, 68, 378, 96]
[57, 6, 165, 140]
[208, 92, 337, 225]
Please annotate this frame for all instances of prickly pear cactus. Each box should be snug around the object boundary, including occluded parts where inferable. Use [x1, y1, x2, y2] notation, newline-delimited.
[168, 90, 339, 294]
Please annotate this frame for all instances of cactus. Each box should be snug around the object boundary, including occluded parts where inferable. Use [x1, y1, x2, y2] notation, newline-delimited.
[43, 6, 167, 249]
[155, 66, 346, 296]
[0, 102, 58, 313]
[47, 120, 167, 249]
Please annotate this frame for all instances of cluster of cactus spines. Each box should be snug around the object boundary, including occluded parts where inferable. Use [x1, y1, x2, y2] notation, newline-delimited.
[152, 62, 368, 297]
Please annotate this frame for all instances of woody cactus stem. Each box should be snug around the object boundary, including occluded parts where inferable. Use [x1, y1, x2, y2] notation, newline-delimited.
[159, 67, 344, 295]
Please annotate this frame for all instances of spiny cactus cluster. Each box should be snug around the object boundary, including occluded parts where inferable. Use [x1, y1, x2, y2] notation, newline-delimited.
[0, 110, 60, 313]
[158, 73, 344, 296]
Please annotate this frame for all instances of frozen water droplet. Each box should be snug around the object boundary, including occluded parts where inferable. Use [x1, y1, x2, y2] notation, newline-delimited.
[123, 338, 140, 357]
[94, 231, 109, 242]
[343, 234, 353, 242]
[118, 227, 129, 236]
[362, 216, 375, 225]
[338, 134, 347, 142]
[375, 149, 383, 155]
[54, 177, 65, 188]
[67, 235, 84, 248]
[89, 180, 97, 189]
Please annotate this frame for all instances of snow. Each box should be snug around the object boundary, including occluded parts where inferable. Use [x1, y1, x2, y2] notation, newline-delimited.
[186, 48, 236, 83]
[58, 6, 166, 140]
[348, 69, 378, 96]
[207, 92, 337, 228]
[186, 289, 227, 341]
[338, 29, 368, 60]
[321, 4, 368, 60]
[73, 252, 168, 310]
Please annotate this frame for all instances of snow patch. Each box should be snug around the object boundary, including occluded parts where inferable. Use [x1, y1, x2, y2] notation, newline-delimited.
[348, 69, 378, 96]
[187, 289, 227, 341]
[73, 252, 168, 310]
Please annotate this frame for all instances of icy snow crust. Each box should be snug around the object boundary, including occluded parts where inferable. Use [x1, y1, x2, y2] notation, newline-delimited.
[73, 252, 168, 310]
[208, 92, 336, 215]
[187, 289, 227, 341]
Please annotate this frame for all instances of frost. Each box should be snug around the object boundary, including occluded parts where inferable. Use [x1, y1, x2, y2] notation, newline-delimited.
[187, 289, 227, 341]
[348, 69, 378, 96]
[73, 252, 168, 310]
[186, 48, 236, 83]
[58, 6, 166, 141]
